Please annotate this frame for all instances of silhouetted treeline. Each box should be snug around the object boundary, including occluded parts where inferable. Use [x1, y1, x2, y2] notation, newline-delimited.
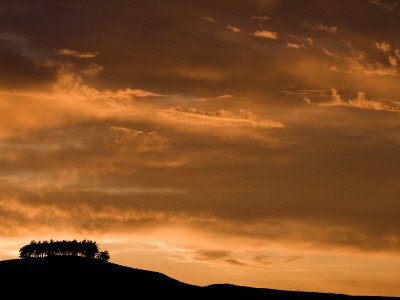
[19, 239, 110, 261]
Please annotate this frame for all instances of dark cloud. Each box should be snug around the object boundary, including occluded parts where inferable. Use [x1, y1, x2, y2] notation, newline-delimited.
[0, 48, 58, 89]
[1, 0, 399, 100]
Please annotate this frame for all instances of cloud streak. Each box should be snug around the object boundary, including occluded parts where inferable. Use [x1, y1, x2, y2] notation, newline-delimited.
[253, 30, 278, 39]
[57, 48, 99, 58]
[304, 22, 338, 34]
[369, 0, 397, 11]
[315, 88, 400, 112]
[226, 25, 240, 33]
[158, 107, 284, 129]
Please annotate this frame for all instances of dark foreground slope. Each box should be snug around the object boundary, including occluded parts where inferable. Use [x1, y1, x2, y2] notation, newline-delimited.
[0, 256, 196, 298]
[0, 257, 397, 299]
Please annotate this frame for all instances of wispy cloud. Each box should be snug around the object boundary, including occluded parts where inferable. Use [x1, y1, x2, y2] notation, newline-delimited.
[373, 42, 400, 69]
[369, 0, 397, 11]
[251, 15, 270, 21]
[323, 48, 342, 59]
[314, 88, 400, 112]
[304, 22, 337, 34]
[109, 126, 145, 136]
[286, 42, 301, 49]
[124, 89, 165, 97]
[281, 255, 305, 263]
[147, 242, 308, 270]
[283, 88, 328, 98]
[226, 25, 240, 33]
[376, 41, 391, 52]
[57, 48, 99, 58]
[286, 35, 313, 50]
[388, 55, 397, 67]
[0, 64, 165, 137]
[81, 63, 104, 76]
[158, 107, 284, 129]
[195, 94, 234, 101]
[253, 30, 278, 40]
[346, 51, 400, 77]
[203, 16, 216, 23]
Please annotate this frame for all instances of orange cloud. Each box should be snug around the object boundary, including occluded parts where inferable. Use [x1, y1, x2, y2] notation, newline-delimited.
[369, 0, 397, 11]
[304, 22, 337, 34]
[226, 25, 240, 33]
[376, 41, 391, 52]
[388, 55, 397, 67]
[81, 63, 104, 76]
[0, 65, 166, 137]
[110, 126, 145, 136]
[346, 53, 400, 77]
[57, 48, 99, 58]
[313, 88, 400, 112]
[196, 94, 235, 101]
[253, 30, 278, 39]
[203, 16, 216, 23]
[158, 107, 284, 129]
[323, 48, 341, 58]
[286, 35, 313, 50]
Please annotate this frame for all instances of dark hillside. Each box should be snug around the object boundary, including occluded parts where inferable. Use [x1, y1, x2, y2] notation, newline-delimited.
[0, 256, 197, 298]
[0, 257, 398, 299]
[204, 284, 397, 299]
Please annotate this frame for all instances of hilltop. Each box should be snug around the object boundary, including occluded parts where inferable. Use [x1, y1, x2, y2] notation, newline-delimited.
[0, 257, 397, 299]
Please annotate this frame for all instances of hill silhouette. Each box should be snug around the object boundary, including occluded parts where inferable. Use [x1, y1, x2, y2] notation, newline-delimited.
[0, 257, 397, 299]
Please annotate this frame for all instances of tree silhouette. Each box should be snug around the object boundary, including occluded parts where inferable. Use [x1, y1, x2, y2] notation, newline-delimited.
[19, 240, 110, 261]
[96, 250, 110, 262]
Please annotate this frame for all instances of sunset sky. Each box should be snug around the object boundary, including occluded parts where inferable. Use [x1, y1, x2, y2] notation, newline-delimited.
[2, 0, 400, 296]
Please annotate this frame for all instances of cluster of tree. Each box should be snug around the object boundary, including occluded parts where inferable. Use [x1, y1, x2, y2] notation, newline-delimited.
[19, 239, 110, 261]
